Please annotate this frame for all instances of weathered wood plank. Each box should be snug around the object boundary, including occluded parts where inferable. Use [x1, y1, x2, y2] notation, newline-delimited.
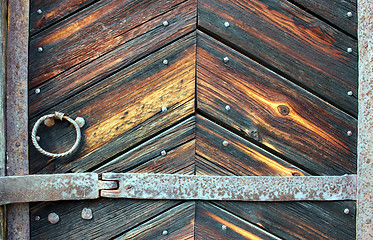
[30, 199, 181, 240]
[195, 202, 281, 240]
[0, 0, 5, 237]
[29, 0, 196, 118]
[290, 0, 357, 37]
[29, 0, 194, 88]
[30, 0, 97, 36]
[198, 0, 358, 116]
[215, 200, 356, 240]
[197, 31, 356, 175]
[196, 115, 307, 176]
[115, 202, 195, 240]
[95, 116, 195, 173]
[30, 33, 196, 174]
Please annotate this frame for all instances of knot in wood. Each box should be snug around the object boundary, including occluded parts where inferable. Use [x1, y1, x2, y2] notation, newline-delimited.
[277, 105, 290, 116]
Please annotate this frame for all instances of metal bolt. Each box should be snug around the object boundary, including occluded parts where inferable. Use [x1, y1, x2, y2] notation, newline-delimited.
[161, 150, 167, 156]
[347, 12, 353, 18]
[347, 130, 353, 137]
[162, 230, 168, 235]
[223, 140, 229, 146]
[35, 216, 41, 221]
[48, 213, 60, 224]
[225, 105, 231, 111]
[163, 59, 168, 65]
[222, 225, 227, 230]
[35, 88, 41, 94]
[344, 208, 350, 214]
[347, 48, 353, 53]
[162, 106, 168, 112]
[15, 142, 20, 147]
[347, 91, 353, 96]
[36, 136, 41, 141]
[81, 208, 93, 220]
[162, 21, 169, 26]
[223, 57, 229, 63]
[37, 47, 43, 52]
[37, 9, 42, 14]
[224, 22, 230, 27]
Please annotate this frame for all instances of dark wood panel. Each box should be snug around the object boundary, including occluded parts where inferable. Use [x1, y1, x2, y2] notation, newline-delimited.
[290, 0, 357, 37]
[30, 199, 181, 240]
[115, 202, 195, 240]
[195, 202, 280, 240]
[29, 0, 195, 88]
[95, 116, 195, 173]
[29, 0, 196, 118]
[198, 0, 358, 116]
[196, 115, 307, 176]
[197, 31, 356, 175]
[195, 155, 235, 176]
[215, 201, 356, 240]
[30, 0, 97, 36]
[30, 33, 196, 174]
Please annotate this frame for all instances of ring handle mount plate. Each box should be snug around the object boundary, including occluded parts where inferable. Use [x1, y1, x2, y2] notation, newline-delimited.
[31, 112, 84, 158]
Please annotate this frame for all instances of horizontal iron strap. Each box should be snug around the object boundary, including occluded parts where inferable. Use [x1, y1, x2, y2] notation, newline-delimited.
[101, 173, 357, 201]
[0, 173, 99, 205]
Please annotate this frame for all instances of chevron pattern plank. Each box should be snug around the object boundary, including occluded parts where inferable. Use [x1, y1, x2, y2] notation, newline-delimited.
[29, 0, 357, 239]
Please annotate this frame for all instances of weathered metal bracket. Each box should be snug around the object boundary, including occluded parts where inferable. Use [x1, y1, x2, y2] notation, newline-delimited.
[0, 173, 356, 205]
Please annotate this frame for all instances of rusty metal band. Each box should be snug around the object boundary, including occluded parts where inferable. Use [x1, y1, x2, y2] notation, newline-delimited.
[357, 0, 373, 238]
[0, 173, 100, 205]
[101, 173, 357, 201]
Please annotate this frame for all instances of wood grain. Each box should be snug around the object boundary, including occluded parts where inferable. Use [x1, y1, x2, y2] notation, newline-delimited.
[29, 0, 194, 88]
[29, 0, 97, 36]
[197, 31, 356, 175]
[29, 0, 196, 118]
[198, 0, 358, 116]
[30, 33, 196, 174]
[115, 202, 195, 240]
[195, 202, 281, 240]
[196, 115, 307, 176]
[290, 0, 357, 37]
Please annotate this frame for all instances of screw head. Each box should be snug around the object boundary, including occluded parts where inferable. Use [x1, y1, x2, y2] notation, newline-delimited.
[344, 208, 350, 214]
[222, 140, 229, 146]
[347, 48, 353, 53]
[37, 9, 42, 14]
[347, 12, 353, 18]
[37, 47, 43, 52]
[347, 91, 353, 96]
[223, 57, 229, 63]
[225, 105, 231, 111]
[162, 20, 169, 26]
[347, 131, 353, 137]
[162, 230, 168, 235]
[81, 208, 93, 220]
[35, 88, 41, 94]
[161, 150, 167, 156]
[224, 22, 230, 27]
[48, 213, 60, 224]
[162, 106, 168, 112]
[163, 59, 168, 65]
[222, 225, 227, 230]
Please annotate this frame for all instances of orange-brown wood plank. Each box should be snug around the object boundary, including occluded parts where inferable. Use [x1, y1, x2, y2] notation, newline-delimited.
[29, 0, 194, 88]
[30, 0, 97, 36]
[290, 0, 357, 37]
[115, 202, 195, 240]
[195, 202, 281, 240]
[95, 116, 195, 173]
[198, 0, 358, 116]
[29, 0, 196, 118]
[197, 31, 356, 175]
[29, 33, 196, 174]
[196, 115, 307, 176]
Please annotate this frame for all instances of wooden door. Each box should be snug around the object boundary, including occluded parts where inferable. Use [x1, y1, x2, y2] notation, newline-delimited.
[28, 0, 357, 239]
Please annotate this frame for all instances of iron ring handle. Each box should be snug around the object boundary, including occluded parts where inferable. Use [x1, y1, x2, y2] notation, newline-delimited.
[31, 112, 83, 158]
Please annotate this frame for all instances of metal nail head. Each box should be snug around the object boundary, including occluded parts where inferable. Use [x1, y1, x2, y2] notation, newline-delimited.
[224, 22, 230, 27]
[35, 216, 41, 221]
[163, 59, 168, 65]
[347, 131, 353, 137]
[37, 47, 43, 52]
[344, 208, 350, 214]
[81, 208, 93, 220]
[347, 12, 353, 18]
[162, 21, 169, 26]
[35, 88, 41, 94]
[347, 48, 353, 53]
[223, 57, 229, 63]
[75, 117, 85, 128]
[36, 136, 40, 141]
[37, 9, 42, 14]
[161, 150, 167, 156]
[162, 106, 168, 112]
[222, 225, 227, 230]
[347, 91, 353, 96]
[48, 213, 60, 224]
[225, 105, 231, 111]
[223, 140, 229, 146]
[162, 230, 168, 235]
